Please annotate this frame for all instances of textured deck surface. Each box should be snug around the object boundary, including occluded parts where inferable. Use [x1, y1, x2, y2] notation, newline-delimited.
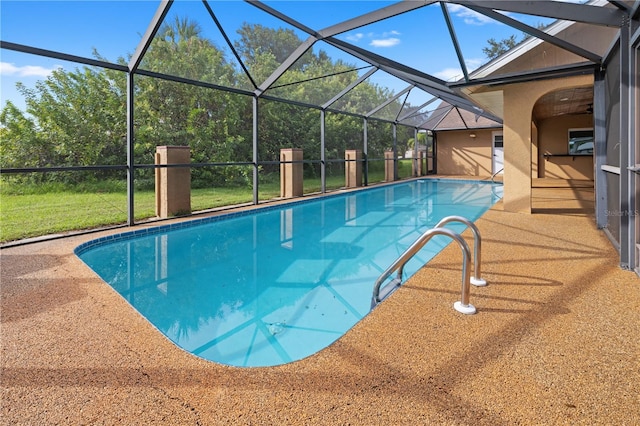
[2, 180, 638, 425]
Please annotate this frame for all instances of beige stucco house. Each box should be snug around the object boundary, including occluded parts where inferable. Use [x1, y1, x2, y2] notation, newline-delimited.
[430, 4, 638, 273]
[424, 103, 502, 177]
[434, 17, 617, 197]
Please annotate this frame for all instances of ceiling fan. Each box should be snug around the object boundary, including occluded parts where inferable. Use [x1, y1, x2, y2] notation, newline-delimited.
[564, 103, 593, 116]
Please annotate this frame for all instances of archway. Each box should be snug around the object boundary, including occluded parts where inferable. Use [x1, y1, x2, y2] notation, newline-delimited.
[501, 75, 594, 213]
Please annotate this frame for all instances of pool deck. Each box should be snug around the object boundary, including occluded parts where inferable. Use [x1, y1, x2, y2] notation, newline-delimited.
[2, 178, 639, 425]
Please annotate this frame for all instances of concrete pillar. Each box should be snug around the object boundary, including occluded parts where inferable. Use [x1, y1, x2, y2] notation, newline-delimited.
[155, 146, 191, 218]
[502, 88, 533, 214]
[412, 151, 424, 177]
[345, 149, 362, 188]
[384, 150, 395, 182]
[280, 148, 303, 198]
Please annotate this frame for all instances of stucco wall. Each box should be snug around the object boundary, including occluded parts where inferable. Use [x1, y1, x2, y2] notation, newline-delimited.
[434, 108, 594, 181]
[537, 114, 594, 179]
[501, 74, 594, 213]
[435, 129, 495, 176]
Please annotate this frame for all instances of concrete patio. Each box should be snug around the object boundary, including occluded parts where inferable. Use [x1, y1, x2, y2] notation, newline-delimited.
[1, 181, 638, 425]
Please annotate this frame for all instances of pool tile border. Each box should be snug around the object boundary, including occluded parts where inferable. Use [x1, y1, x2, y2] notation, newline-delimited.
[75, 178, 501, 256]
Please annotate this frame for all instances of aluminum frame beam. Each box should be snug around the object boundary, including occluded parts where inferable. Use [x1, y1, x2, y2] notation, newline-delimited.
[125, 1, 173, 225]
[126, 73, 135, 226]
[365, 85, 413, 117]
[608, 1, 632, 12]
[462, 3, 602, 63]
[0, 41, 128, 72]
[392, 123, 398, 180]
[454, 106, 470, 129]
[632, 0, 640, 19]
[632, 20, 640, 46]
[450, 62, 598, 89]
[395, 90, 411, 122]
[129, 0, 173, 72]
[324, 37, 454, 94]
[632, 37, 639, 275]
[320, 110, 326, 193]
[252, 96, 259, 204]
[621, 20, 638, 270]
[322, 36, 501, 122]
[392, 65, 491, 112]
[424, 104, 455, 130]
[324, 37, 455, 97]
[318, 1, 436, 38]
[397, 97, 439, 122]
[204, 0, 258, 90]
[270, 66, 371, 90]
[593, 70, 608, 229]
[246, 0, 320, 37]
[441, 2, 469, 82]
[136, 68, 254, 97]
[321, 67, 378, 109]
[448, 0, 627, 27]
[255, 36, 317, 96]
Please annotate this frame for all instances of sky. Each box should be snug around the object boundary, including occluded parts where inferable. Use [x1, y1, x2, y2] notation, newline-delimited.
[0, 0, 553, 112]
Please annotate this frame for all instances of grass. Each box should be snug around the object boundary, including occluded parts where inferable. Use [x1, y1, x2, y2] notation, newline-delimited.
[1, 185, 271, 243]
[0, 161, 413, 243]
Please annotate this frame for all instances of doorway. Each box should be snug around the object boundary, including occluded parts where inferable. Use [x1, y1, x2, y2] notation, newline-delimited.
[492, 131, 504, 175]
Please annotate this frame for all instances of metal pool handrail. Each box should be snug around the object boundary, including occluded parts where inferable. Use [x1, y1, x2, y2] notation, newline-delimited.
[435, 216, 486, 287]
[491, 167, 504, 183]
[371, 227, 477, 315]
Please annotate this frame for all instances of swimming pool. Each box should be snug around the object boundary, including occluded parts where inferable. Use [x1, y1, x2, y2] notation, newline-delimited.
[76, 179, 502, 367]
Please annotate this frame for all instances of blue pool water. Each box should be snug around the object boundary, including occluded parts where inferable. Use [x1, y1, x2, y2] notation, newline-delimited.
[76, 179, 502, 367]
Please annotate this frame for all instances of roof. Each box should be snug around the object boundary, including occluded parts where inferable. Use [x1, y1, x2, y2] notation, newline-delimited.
[423, 101, 502, 131]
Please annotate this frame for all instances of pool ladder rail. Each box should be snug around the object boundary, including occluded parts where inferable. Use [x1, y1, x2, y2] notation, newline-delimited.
[491, 167, 504, 183]
[371, 216, 486, 315]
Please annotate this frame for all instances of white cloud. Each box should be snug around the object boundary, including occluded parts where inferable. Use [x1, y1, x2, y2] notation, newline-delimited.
[343, 30, 402, 48]
[434, 68, 464, 82]
[446, 4, 495, 26]
[345, 33, 364, 42]
[464, 58, 484, 72]
[0, 62, 60, 77]
[370, 37, 401, 48]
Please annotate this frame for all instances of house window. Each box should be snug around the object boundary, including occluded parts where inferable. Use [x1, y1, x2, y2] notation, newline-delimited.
[568, 128, 593, 155]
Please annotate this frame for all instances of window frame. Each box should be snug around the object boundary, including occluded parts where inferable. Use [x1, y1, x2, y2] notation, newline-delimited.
[568, 128, 594, 155]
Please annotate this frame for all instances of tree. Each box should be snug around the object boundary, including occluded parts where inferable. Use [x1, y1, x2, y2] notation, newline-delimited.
[131, 17, 251, 187]
[0, 17, 246, 186]
[0, 66, 126, 181]
[0, 101, 49, 171]
[234, 23, 313, 74]
[482, 34, 518, 59]
[1, 16, 411, 187]
[483, 23, 548, 60]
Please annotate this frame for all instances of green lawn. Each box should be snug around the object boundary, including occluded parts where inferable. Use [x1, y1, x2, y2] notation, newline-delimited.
[0, 161, 412, 243]
[1, 186, 271, 242]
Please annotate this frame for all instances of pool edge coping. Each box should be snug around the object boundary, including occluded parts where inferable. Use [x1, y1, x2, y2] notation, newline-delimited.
[74, 178, 502, 257]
